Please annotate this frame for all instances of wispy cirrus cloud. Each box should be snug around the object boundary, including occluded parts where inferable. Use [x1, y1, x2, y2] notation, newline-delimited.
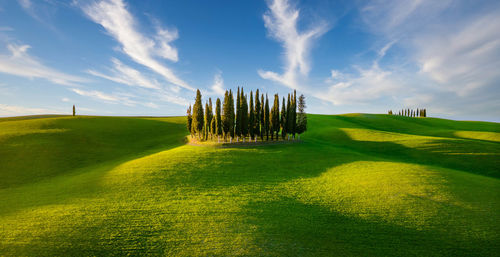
[258, 0, 328, 89]
[0, 103, 64, 116]
[87, 58, 160, 90]
[415, 12, 500, 96]
[353, 0, 500, 119]
[71, 88, 137, 106]
[0, 44, 86, 86]
[79, 0, 193, 91]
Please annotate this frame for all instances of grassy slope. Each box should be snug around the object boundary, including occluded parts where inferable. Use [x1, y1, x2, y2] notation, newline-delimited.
[0, 114, 498, 256]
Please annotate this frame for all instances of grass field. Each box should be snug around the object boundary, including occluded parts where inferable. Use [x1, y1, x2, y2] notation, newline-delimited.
[0, 114, 499, 256]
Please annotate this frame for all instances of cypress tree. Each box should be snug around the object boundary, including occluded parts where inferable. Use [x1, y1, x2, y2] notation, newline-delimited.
[269, 95, 275, 141]
[186, 105, 192, 136]
[292, 90, 297, 138]
[208, 98, 213, 138]
[222, 91, 230, 141]
[208, 99, 214, 139]
[229, 90, 235, 139]
[270, 94, 280, 140]
[254, 90, 260, 140]
[260, 94, 266, 141]
[235, 87, 241, 139]
[72, 105, 76, 116]
[286, 94, 292, 139]
[241, 89, 249, 141]
[264, 94, 270, 141]
[249, 91, 255, 140]
[296, 94, 307, 139]
[204, 102, 210, 140]
[215, 98, 222, 141]
[281, 97, 286, 139]
[192, 89, 204, 139]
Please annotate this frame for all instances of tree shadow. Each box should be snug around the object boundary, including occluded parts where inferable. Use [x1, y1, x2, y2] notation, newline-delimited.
[322, 128, 500, 179]
[243, 197, 497, 256]
[0, 117, 188, 215]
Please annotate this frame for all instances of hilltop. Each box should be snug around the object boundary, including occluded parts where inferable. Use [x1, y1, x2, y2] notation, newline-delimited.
[0, 114, 498, 256]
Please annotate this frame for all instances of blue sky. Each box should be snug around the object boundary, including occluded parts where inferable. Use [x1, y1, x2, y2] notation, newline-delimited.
[0, 0, 499, 121]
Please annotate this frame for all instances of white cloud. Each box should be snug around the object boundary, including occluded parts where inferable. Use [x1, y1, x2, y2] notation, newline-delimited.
[71, 88, 137, 106]
[87, 58, 160, 89]
[62, 97, 71, 102]
[143, 102, 159, 109]
[0, 44, 86, 86]
[157, 90, 189, 106]
[80, 0, 193, 91]
[18, 0, 31, 9]
[316, 64, 401, 106]
[0, 26, 14, 31]
[258, 0, 328, 89]
[0, 103, 64, 116]
[415, 12, 500, 96]
[210, 71, 225, 96]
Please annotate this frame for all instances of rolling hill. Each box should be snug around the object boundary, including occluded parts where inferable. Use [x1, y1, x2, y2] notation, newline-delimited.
[0, 114, 499, 256]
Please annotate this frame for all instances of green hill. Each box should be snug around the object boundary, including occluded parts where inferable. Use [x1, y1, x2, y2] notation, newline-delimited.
[0, 114, 499, 256]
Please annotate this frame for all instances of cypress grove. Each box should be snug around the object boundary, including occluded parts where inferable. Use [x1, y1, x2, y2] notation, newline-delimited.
[188, 89, 305, 143]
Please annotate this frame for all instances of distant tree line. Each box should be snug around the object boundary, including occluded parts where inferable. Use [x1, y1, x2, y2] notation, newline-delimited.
[187, 88, 307, 142]
[388, 108, 427, 117]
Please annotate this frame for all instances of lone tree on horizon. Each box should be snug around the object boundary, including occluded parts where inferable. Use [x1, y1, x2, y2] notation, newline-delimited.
[72, 105, 76, 116]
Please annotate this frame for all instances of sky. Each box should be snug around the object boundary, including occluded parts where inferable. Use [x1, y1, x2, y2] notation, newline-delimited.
[0, 0, 499, 121]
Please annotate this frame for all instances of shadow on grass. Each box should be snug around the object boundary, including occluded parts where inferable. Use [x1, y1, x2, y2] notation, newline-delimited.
[243, 197, 496, 256]
[0, 117, 188, 215]
[308, 128, 500, 179]
[0, 116, 188, 188]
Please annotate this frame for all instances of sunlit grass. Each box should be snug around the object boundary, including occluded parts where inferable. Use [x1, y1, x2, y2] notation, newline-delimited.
[0, 114, 499, 255]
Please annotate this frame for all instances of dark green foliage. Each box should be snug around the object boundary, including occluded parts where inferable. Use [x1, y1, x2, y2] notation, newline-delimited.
[269, 94, 279, 140]
[204, 102, 210, 140]
[254, 90, 260, 140]
[229, 90, 235, 138]
[260, 94, 265, 140]
[215, 98, 222, 138]
[222, 91, 231, 139]
[192, 89, 204, 138]
[208, 99, 214, 139]
[281, 97, 286, 139]
[296, 94, 307, 135]
[235, 87, 241, 138]
[241, 89, 249, 139]
[292, 90, 297, 138]
[264, 95, 270, 141]
[249, 92, 255, 140]
[186, 105, 192, 135]
[287, 94, 292, 136]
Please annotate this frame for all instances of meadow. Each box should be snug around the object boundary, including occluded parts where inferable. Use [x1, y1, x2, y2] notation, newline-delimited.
[0, 114, 499, 256]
